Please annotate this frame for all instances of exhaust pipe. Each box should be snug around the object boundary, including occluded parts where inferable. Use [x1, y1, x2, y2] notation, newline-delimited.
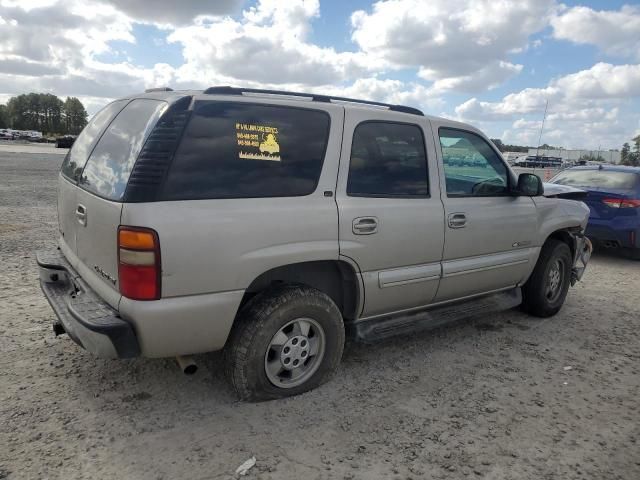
[176, 355, 198, 375]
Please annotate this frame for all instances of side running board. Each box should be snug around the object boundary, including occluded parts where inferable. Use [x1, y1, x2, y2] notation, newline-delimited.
[350, 288, 522, 343]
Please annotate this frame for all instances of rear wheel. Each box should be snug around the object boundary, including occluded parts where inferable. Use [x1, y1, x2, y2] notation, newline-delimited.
[224, 284, 345, 401]
[522, 239, 572, 317]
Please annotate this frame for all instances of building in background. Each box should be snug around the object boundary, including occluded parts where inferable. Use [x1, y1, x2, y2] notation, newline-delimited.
[502, 151, 528, 163]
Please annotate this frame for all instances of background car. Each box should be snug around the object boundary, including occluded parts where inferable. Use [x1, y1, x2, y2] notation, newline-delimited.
[550, 165, 640, 259]
[55, 135, 76, 148]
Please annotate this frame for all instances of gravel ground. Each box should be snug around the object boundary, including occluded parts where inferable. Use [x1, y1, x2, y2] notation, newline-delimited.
[1, 151, 638, 480]
[0, 142, 68, 155]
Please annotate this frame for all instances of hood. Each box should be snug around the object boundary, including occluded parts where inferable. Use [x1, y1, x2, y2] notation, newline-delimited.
[542, 182, 587, 200]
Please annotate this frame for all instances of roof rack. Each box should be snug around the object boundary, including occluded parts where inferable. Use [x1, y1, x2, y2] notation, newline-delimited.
[145, 87, 174, 93]
[202, 86, 424, 116]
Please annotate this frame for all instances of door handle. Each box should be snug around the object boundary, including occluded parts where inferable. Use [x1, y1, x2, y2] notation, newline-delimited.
[76, 204, 87, 226]
[447, 212, 466, 229]
[353, 217, 378, 235]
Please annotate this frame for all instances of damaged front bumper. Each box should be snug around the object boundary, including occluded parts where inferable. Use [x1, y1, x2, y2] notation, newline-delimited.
[571, 233, 593, 285]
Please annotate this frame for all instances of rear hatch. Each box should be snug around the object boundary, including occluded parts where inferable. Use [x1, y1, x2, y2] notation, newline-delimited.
[58, 98, 169, 308]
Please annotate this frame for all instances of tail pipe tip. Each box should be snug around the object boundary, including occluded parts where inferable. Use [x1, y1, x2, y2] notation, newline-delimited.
[175, 355, 198, 375]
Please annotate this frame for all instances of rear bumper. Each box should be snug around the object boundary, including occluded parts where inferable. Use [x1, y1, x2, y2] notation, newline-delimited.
[586, 218, 639, 249]
[36, 249, 140, 359]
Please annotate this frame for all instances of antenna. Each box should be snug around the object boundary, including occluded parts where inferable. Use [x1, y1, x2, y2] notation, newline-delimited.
[536, 99, 548, 159]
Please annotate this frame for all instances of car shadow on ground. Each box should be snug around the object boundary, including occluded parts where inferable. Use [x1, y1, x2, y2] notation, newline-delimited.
[59, 303, 538, 414]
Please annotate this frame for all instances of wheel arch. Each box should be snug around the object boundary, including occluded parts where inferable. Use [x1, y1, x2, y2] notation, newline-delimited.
[545, 227, 581, 259]
[237, 260, 363, 322]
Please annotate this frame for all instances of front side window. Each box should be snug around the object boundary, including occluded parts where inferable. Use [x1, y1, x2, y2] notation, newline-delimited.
[439, 128, 509, 197]
[79, 99, 167, 201]
[61, 100, 127, 181]
[347, 122, 428, 197]
[161, 102, 330, 200]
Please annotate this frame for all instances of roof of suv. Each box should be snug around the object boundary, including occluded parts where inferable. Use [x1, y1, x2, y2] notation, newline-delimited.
[137, 85, 426, 115]
[133, 85, 478, 136]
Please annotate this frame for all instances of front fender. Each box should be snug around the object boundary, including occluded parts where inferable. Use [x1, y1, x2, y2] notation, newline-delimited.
[533, 196, 590, 243]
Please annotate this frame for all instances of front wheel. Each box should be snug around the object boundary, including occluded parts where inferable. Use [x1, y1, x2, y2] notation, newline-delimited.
[224, 284, 345, 401]
[522, 239, 572, 317]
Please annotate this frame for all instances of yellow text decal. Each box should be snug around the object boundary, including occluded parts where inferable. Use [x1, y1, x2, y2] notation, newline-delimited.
[235, 123, 281, 161]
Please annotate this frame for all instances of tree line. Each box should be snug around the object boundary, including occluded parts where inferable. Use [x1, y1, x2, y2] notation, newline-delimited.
[490, 139, 561, 153]
[621, 136, 640, 166]
[0, 93, 88, 136]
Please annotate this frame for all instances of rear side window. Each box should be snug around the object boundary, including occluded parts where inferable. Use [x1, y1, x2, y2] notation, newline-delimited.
[552, 170, 639, 189]
[161, 102, 330, 200]
[79, 99, 167, 201]
[347, 122, 428, 197]
[61, 100, 127, 181]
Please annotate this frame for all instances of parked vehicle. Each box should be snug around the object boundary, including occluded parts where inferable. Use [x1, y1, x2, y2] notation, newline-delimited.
[551, 165, 640, 259]
[55, 135, 76, 148]
[37, 87, 592, 400]
[514, 155, 564, 169]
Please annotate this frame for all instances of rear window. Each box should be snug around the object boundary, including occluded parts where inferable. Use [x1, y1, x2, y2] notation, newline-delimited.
[161, 102, 330, 200]
[79, 99, 167, 201]
[61, 100, 127, 181]
[552, 169, 639, 189]
[347, 121, 428, 197]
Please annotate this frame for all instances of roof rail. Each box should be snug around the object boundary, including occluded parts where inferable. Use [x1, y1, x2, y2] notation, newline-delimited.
[145, 87, 174, 93]
[202, 86, 424, 116]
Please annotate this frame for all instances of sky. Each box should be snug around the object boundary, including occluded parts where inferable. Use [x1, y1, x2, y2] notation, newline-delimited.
[0, 0, 639, 150]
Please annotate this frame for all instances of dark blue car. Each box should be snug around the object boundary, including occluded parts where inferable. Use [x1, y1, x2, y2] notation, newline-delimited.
[551, 165, 640, 259]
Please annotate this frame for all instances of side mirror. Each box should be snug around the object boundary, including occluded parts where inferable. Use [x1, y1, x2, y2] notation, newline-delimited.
[516, 173, 543, 196]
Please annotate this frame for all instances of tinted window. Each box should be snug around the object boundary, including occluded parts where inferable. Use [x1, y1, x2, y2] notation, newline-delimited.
[61, 100, 127, 181]
[552, 170, 638, 189]
[161, 102, 330, 200]
[439, 128, 508, 196]
[347, 122, 428, 196]
[80, 99, 167, 200]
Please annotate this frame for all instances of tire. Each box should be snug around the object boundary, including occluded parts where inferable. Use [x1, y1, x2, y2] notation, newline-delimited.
[224, 284, 345, 401]
[623, 247, 640, 261]
[522, 239, 573, 318]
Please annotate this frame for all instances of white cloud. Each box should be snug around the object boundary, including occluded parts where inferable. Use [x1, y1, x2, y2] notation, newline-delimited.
[0, 0, 179, 110]
[100, 0, 244, 25]
[322, 77, 444, 111]
[456, 63, 640, 149]
[168, 0, 370, 88]
[350, 0, 554, 91]
[551, 5, 640, 60]
[457, 63, 640, 120]
[425, 61, 523, 93]
[554, 63, 640, 99]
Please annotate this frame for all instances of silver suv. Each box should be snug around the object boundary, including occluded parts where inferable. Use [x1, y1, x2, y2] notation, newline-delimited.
[37, 87, 592, 400]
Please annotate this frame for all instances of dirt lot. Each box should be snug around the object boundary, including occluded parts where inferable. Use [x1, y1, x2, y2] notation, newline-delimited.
[1, 151, 638, 480]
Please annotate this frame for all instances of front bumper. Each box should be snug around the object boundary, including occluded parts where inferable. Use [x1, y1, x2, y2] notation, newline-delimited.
[571, 234, 593, 285]
[36, 249, 140, 359]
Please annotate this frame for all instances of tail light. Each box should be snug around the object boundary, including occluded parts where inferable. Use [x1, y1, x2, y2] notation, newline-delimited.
[118, 226, 161, 300]
[602, 198, 640, 208]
